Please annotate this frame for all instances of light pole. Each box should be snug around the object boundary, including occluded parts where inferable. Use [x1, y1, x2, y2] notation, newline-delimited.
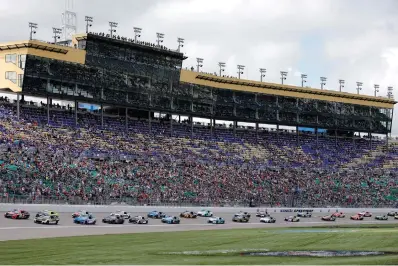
[177, 37, 184, 52]
[218, 62, 225, 76]
[320, 77, 327, 90]
[356, 82, 363, 94]
[301, 74, 307, 87]
[374, 84, 380, 97]
[156, 32, 164, 46]
[134, 27, 142, 42]
[109, 21, 118, 38]
[387, 86, 394, 99]
[196, 58, 203, 72]
[260, 68, 266, 82]
[339, 79, 345, 92]
[85, 16, 93, 33]
[52, 27, 62, 44]
[29, 22, 38, 40]
[237, 65, 245, 79]
[280, 71, 287, 85]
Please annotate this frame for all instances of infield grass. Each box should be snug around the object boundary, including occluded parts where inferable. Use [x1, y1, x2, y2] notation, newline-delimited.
[0, 224, 398, 265]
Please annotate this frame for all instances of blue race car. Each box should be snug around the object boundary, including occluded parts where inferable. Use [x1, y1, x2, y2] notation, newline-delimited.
[161, 216, 180, 224]
[74, 214, 96, 225]
[147, 211, 167, 219]
[208, 217, 225, 224]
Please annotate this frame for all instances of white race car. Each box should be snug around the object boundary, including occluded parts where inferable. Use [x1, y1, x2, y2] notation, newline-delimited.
[260, 216, 276, 223]
[113, 210, 131, 219]
[358, 211, 372, 217]
[296, 212, 312, 218]
[197, 209, 213, 217]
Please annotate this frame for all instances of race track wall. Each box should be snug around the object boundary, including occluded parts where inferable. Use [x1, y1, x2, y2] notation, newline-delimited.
[0, 204, 393, 214]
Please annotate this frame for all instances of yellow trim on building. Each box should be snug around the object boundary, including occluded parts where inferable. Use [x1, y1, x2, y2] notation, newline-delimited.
[180, 70, 396, 109]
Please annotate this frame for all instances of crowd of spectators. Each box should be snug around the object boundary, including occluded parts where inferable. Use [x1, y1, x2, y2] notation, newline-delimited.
[0, 100, 397, 207]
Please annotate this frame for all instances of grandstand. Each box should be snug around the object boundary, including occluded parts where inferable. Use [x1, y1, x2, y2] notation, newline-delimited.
[0, 29, 397, 208]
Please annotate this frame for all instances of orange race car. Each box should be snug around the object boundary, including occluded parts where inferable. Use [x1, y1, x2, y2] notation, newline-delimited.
[350, 214, 364, 220]
[179, 211, 197, 218]
[332, 212, 345, 218]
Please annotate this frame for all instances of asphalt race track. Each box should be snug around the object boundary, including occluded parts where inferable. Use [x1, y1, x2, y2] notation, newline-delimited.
[0, 211, 396, 241]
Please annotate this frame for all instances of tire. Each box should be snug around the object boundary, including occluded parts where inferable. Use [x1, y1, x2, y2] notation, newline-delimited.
[46, 221, 50, 224]
[55, 221, 58, 225]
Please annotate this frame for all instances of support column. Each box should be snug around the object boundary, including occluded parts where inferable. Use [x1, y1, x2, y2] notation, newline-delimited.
[101, 104, 104, 128]
[315, 128, 319, 148]
[170, 113, 173, 137]
[148, 111, 152, 133]
[190, 115, 193, 138]
[369, 132, 372, 150]
[386, 133, 389, 151]
[210, 118, 214, 138]
[47, 96, 50, 125]
[74, 100, 78, 127]
[16, 93, 20, 121]
[125, 108, 128, 131]
[335, 130, 337, 147]
[277, 124, 280, 142]
[296, 126, 299, 146]
[233, 121, 237, 138]
[256, 123, 259, 142]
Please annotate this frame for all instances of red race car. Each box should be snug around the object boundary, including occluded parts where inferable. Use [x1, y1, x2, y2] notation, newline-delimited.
[358, 211, 372, 217]
[350, 214, 364, 220]
[4, 209, 30, 219]
[332, 212, 345, 218]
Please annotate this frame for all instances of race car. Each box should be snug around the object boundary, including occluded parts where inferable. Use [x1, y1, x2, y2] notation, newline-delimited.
[161, 216, 180, 224]
[232, 214, 250, 223]
[236, 211, 251, 218]
[284, 216, 300, 222]
[179, 211, 197, 218]
[332, 212, 345, 218]
[375, 215, 388, 220]
[72, 210, 90, 218]
[358, 211, 372, 217]
[321, 215, 336, 221]
[256, 210, 270, 218]
[395, 215, 398, 220]
[260, 216, 276, 223]
[350, 214, 364, 220]
[296, 212, 312, 218]
[207, 217, 225, 224]
[34, 212, 59, 225]
[387, 211, 398, 217]
[74, 214, 96, 225]
[102, 214, 125, 224]
[4, 209, 30, 219]
[147, 211, 167, 219]
[113, 210, 131, 219]
[197, 209, 213, 217]
[129, 216, 149, 224]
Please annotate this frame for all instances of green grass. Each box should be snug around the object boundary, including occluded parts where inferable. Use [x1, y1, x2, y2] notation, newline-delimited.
[1, 225, 398, 265]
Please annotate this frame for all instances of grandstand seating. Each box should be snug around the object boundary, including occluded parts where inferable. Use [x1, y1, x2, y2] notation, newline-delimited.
[0, 99, 396, 208]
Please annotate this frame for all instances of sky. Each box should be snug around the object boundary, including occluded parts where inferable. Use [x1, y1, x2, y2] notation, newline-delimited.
[1, 0, 398, 134]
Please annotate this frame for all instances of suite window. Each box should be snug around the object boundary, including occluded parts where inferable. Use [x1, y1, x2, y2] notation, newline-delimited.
[5, 71, 17, 83]
[18, 54, 26, 70]
[5, 54, 17, 64]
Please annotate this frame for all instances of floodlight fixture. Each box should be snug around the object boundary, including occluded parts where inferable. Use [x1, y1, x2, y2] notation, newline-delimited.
[374, 84, 380, 97]
[339, 79, 345, 92]
[280, 71, 288, 85]
[260, 68, 266, 82]
[52, 27, 62, 44]
[196, 58, 204, 72]
[156, 32, 165, 46]
[133, 27, 142, 42]
[237, 65, 245, 79]
[85, 16, 93, 33]
[301, 74, 307, 87]
[320, 77, 327, 90]
[218, 62, 226, 76]
[29, 22, 38, 40]
[356, 82, 363, 94]
[109, 21, 118, 38]
[177, 37, 184, 52]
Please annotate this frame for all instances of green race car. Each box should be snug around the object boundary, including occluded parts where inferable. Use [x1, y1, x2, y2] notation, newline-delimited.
[375, 215, 388, 220]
